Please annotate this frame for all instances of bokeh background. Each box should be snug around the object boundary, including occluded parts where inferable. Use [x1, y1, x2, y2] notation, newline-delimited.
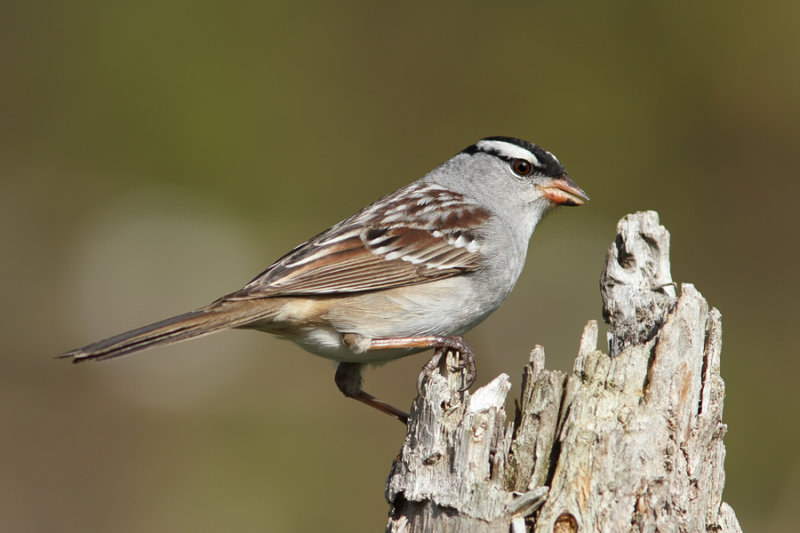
[2, 2, 798, 531]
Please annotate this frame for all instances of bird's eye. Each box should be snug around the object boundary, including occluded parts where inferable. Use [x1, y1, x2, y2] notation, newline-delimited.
[511, 159, 534, 176]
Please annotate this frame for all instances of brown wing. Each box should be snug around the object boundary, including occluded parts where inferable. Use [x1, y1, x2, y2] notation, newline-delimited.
[227, 183, 491, 299]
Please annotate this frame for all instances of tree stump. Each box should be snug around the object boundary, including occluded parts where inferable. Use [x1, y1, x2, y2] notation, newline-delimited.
[385, 211, 741, 533]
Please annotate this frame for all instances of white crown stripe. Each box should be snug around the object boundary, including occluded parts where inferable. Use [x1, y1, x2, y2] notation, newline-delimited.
[475, 140, 540, 167]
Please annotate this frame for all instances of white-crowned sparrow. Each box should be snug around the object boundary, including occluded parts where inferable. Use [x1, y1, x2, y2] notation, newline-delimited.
[59, 136, 588, 423]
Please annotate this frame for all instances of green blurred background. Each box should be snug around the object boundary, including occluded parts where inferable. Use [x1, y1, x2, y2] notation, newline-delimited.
[2, 1, 798, 531]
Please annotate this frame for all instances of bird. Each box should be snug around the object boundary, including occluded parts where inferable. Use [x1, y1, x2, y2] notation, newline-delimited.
[58, 136, 588, 423]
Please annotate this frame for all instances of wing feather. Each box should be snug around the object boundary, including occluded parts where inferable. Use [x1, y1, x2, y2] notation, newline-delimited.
[227, 183, 490, 299]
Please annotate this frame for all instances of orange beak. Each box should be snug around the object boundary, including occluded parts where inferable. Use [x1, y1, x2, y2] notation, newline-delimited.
[538, 175, 589, 206]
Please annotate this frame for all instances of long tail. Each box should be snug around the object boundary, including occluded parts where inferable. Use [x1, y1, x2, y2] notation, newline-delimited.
[57, 300, 272, 362]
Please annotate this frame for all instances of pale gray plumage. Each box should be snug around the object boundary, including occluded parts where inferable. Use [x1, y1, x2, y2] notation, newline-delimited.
[58, 136, 588, 423]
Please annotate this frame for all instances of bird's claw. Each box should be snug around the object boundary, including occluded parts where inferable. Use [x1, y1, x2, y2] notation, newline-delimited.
[416, 336, 477, 396]
[417, 349, 444, 396]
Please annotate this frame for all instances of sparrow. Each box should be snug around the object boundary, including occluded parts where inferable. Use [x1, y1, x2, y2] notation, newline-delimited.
[59, 136, 588, 423]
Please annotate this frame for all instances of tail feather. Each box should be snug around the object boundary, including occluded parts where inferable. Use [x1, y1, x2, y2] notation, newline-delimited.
[58, 300, 272, 362]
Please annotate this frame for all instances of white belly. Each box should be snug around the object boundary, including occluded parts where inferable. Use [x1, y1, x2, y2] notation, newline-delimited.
[283, 276, 509, 363]
[289, 326, 419, 363]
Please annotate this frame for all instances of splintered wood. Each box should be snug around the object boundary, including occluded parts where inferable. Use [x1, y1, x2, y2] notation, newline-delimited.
[385, 211, 741, 533]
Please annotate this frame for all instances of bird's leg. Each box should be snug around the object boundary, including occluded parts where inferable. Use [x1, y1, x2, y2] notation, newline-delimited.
[337, 334, 477, 424]
[334, 362, 409, 424]
[350, 334, 477, 394]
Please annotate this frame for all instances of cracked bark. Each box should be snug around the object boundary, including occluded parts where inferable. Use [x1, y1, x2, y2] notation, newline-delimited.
[384, 211, 741, 533]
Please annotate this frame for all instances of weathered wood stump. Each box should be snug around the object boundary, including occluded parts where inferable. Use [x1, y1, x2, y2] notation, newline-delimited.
[385, 211, 741, 533]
